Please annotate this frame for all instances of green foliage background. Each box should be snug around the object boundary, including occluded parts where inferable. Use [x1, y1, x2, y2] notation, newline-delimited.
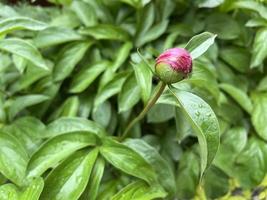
[0, 0, 267, 199]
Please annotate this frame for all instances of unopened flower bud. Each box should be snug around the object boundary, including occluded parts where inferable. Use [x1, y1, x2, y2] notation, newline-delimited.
[155, 48, 192, 84]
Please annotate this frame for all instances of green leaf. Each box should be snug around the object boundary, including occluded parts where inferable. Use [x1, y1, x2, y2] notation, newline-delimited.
[251, 92, 267, 140]
[100, 138, 157, 184]
[27, 131, 98, 178]
[0, 38, 49, 71]
[120, 0, 151, 8]
[132, 61, 152, 103]
[231, 1, 267, 21]
[69, 61, 108, 93]
[81, 157, 105, 200]
[2, 117, 45, 154]
[7, 94, 50, 121]
[0, 132, 28, 186]
[111, 181, 166, 200]
[20, 177, 44, 200]
[220, 83, 253, 113]
[125, 139, 176, 196]
[168, 87, 220, 176]
[206, 13, 240, 40]
[214, 127, 247, 176]
[251, 28, 267, 68]
[92, 101, 112, 128]
[203, 166, 229, 199]
[34, 27, 84, 48]
[198, 0, 224, 8]
[185, 32, 217, 59]
[234, 137, 267, 188]
[0, 184, 19, 200]
[111, 42, 133, 72]
[71, 0, 97, 26]
[147, 104, 174, 123]
[220, 47, 250, 73]
[0, 17, 48, 36]
[45, 117, 105, 138]
[118, 74, 141, 113]
[79, 24, 130, 41]
[53, 41, 92, 82]
[176, 151, 200, 199]
[135, 20, 169, 47]
[40, 149, 98, 200]
[94, 72, 129, 109]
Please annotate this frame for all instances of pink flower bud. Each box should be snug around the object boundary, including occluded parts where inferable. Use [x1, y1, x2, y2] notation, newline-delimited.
[155, 48, 192, 84]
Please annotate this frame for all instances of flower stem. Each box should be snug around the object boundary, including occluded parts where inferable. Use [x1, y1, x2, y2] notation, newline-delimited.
[120, 81, 166, 141]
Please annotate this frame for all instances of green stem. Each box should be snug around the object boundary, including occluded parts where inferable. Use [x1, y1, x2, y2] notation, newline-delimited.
[120, 81, 166, 141]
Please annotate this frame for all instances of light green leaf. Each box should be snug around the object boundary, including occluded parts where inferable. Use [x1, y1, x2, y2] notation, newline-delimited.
[125, 139, 176, 196]
[185, 32, 217, 59]
[111, 181, 166, 200]
[34, 27, 84, 48]
[45, 117, 105, 138]
[79, 24, 130, 41]
[7, 95, 50, 121]
[168, 87, 220, 176]
[251, 92, 267, 140]
[81, 157, 105, 200]
[120, 0, 151, 8]
[69, 61, 108, 93]
[0, 184, 19, 200]
[0, 38, 49, 71]
[0, 17, 48, 36]
[0, 132, 29, 186]
[251, 28, 267, 68]
[118, 74, 141, 113]
[100, 138, 157, 184]
[198, 0, 224, 8]
[40, 149, 98, 200]
[27, 131, 98, 178]
[71, 0, 97, 26]
[220, 83, 253, 113]
[3, 117, 45, 155]
[20, 177, 44, 200]
[132, 61, 152, 103]
[53, 41, 92, 81]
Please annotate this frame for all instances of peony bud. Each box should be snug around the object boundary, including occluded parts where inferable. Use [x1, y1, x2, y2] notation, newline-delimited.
[155, 48, 192, 84]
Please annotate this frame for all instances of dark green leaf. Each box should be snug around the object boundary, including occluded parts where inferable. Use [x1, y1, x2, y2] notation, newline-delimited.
[45, 117, 105, 138]
[118, 74, 141, 113]
[100, 138, 157, 184]
[34, 27, 84, 48]
[27, 131, 98, 178]
[0, 17, 48, 36]
[220, 83, 253, 113]
[79, 24, 130, 41]
[53, 41, 92, 81]
[0, 38, 49, 71]
[40, 149, 98, 200]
